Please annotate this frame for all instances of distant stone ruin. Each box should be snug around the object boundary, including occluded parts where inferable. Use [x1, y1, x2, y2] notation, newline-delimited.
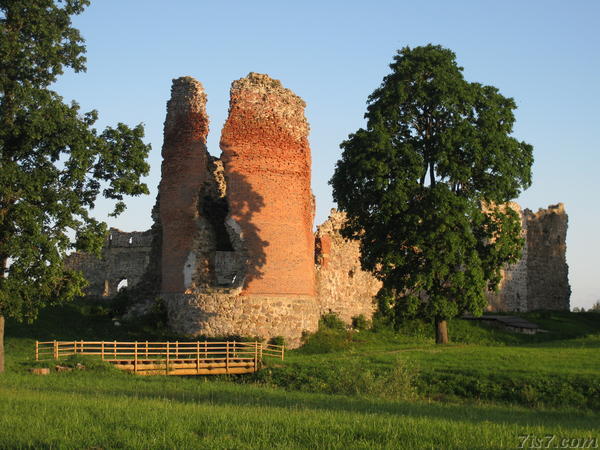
[486, 203, 570, 312]
[66, 73, 570, 346]
[65, 228, 153, 298]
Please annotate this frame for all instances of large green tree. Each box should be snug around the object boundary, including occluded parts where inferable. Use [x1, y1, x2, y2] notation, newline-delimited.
[0, 0, 150, 371]
[331, 45, 533, 343]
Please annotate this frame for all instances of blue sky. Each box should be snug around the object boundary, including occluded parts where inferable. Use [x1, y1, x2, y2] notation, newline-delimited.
[53, 0, 600, 309]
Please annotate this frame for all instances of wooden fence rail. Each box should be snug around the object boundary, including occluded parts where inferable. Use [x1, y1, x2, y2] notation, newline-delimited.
[35, 340, 284, 376]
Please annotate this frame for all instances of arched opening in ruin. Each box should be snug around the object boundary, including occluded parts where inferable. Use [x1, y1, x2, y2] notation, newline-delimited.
[117, 278, 128, 291]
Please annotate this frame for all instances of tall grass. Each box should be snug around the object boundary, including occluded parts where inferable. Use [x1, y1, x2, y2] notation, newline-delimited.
[1, 371, 598, 449]
[1, 301, 599, 448]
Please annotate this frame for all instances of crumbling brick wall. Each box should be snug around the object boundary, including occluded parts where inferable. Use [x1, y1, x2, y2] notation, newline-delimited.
[486, 202, 529, 312]
[159, 77, 213, 293]
[157, 73, 319, 346]
[67, 74, 570, 347]
[220, 73, 316, 296]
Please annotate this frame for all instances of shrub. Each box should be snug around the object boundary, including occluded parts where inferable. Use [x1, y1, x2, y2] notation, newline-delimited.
[268, 336, 285, 346]
[319, 312, 347, 331]
[252, 357, 417, 400]
[351, 314, 371, 331]
[299, 328, 351, 354]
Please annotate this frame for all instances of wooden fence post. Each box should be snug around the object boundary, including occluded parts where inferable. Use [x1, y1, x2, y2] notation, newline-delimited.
[113, 340, 116, 359]
[145, 340, 148, 359]
[226, 341, 229, 374]
[53, 340, 58, 360]
[254, 342, 258, 372]
[175, 340, 179, 359]
[101, 341, 105, 361]
[35, 341, 39, 361]
[196, 341, 200, 374]
[281, 345, 285, 361]
[134, 341, 138, 374]
[166, 341, 169, 375]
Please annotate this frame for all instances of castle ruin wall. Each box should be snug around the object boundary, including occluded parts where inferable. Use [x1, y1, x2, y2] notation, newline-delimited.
[220, 73, 316, 297]
[158, 74, 319, 346]
[65, 74, 570, 347]
[64, 228, 153, 297]
[485, 202, 529, 312]
[315, 210, 380, 322]
[159, 77, 213, 293]
[524, 203, 570, 310]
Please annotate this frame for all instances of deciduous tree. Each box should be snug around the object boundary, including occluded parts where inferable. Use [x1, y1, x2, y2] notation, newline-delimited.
[0, 0, 151, 371]
[331, 45, 533, 343]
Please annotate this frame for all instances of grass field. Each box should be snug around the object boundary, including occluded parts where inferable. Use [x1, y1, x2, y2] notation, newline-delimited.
[1, 301, 599, 449]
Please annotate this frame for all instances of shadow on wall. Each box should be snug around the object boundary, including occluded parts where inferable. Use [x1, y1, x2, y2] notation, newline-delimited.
[225, 169, 268, 287]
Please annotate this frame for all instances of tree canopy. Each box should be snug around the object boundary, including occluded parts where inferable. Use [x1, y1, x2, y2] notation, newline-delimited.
[331, 44, 533, 343]
[0, 0, 151, 371]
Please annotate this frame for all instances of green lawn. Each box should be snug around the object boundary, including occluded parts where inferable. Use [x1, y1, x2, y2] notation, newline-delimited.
[1, 301, 599, 448]
[1, 371, 598, 449]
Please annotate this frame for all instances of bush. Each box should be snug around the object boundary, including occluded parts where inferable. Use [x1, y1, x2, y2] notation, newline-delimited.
[319, 312, 347, 331]
[299, 328, 351, 354]
[351, 314, 371, 331]
[252, 357, 418, 400]
[59, 354, 119, 373]
[108, 288, 134, 317]
[416, 371, 599, 409]
[268, 336, 285, 346]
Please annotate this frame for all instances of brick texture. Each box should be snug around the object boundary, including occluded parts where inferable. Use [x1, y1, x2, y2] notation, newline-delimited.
[220, 73, 315, 296]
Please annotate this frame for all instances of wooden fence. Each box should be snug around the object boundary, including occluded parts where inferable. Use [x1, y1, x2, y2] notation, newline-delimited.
[35, 340, 284, 376]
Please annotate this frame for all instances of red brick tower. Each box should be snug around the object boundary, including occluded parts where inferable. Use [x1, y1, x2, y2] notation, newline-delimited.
[159, 77, 210, 293]
[220, 73, 315, 296]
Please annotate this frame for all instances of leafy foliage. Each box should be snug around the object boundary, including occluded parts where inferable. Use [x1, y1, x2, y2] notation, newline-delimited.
[0, 0, 150, 329]
[319, 312, 347, 331]
[351, 314, 370, 331]
[331, 45, 533, 338]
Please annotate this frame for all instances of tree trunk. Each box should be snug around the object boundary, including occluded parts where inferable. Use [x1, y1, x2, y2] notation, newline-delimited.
[0, 255, 6, 373]
[435, 318, 449, 344]
[0, 315, 4, 373]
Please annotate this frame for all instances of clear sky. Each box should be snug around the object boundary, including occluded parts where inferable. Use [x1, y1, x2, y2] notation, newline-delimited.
[52, 0, 600, 309]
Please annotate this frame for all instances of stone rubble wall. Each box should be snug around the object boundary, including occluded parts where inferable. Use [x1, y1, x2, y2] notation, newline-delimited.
[165, 292, 319, 348]
[64, 228, 153, 297]
[486, 203, 570, 312]
[485, 202, 529, 312]
[524, 203, 570, 310]
[315, 210, 380, 322]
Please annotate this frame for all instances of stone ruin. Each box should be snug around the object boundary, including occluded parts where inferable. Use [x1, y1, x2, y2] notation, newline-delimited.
[66, 73, 571, 346]
[65, 228, 154, 297]
[486, 203, 571, 312]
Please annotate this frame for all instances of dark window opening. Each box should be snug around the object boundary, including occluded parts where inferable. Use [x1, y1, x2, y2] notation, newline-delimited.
[201, 195, 234, 251]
